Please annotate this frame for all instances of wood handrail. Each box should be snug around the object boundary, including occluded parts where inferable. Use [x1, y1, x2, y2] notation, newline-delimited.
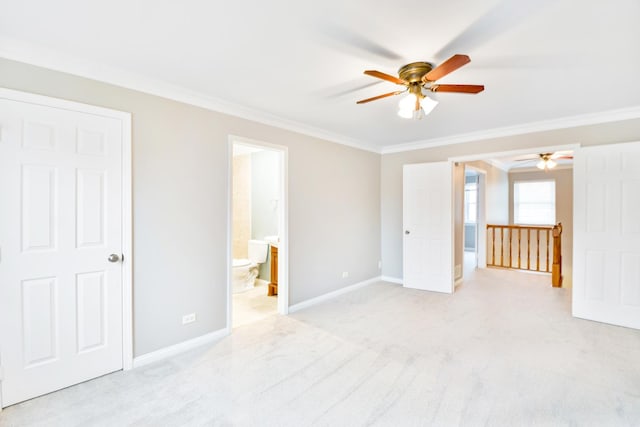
[551, 223, 563, 287]
[486, 223, 563, 287]
[487, 224, 554, 230]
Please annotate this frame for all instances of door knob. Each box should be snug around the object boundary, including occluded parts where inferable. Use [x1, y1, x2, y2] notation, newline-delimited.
[108, 253, 121, 263]
[405, 230, 410, 235]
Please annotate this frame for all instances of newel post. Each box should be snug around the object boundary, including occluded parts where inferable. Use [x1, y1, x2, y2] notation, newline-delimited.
[551, 223, 563, 287]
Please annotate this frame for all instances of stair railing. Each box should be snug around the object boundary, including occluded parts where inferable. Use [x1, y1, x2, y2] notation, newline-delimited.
[486, 223, 563, 286]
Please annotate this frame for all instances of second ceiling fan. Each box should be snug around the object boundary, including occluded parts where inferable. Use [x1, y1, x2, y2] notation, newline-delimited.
[357, 54, 484, 119]
[515, 152, 574, 170]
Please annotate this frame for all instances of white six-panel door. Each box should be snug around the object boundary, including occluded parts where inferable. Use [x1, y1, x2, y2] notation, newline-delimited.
[573, 141, 640, 329]
[0, 95, 125, 406]
[403, 162, 454, 293]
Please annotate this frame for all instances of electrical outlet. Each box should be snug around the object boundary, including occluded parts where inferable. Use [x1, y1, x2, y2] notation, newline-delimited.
[342, 271, 349, 278]
[182, 313, 196, 325]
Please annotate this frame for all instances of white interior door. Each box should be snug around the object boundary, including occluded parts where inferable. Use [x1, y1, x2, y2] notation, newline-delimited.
[0, 96, 124, 407]
[403, 162, 453, 293]
[573, 141, 640, 329]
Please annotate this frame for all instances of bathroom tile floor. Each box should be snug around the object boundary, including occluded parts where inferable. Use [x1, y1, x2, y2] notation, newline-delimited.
[2, 267, 640, 426]
[232, 280, 277, 327]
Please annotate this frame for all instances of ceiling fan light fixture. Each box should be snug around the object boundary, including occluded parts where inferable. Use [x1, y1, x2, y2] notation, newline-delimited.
[358, 54, 482, 120]
[397, 94, 438, 120]
[398, 93, 417, 111]
[421, 96, 439, 115]
[536, 158, 557, 170]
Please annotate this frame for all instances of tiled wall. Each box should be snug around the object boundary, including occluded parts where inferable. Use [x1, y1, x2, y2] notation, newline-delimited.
[232, 154, 251, 258]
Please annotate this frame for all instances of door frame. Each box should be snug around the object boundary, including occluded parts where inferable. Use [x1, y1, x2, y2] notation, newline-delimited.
[226, 135, 289, 332]
[0, 88, 133, 409]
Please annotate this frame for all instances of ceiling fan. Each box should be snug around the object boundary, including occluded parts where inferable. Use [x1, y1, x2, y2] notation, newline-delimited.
[357, 54, 484, 119]
[515, 152, 574, 170]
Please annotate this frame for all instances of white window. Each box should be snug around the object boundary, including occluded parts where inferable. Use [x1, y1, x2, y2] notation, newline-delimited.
[514, 180, 556, 225]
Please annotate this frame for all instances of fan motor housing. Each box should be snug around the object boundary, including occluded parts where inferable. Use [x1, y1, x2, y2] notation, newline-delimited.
[398, 62, 434, 83]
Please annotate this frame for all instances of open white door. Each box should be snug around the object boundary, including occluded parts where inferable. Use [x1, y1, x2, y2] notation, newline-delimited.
[403, 162, 453, 293]
[0, 93, 127, 407]
[573, 141, 640, 329]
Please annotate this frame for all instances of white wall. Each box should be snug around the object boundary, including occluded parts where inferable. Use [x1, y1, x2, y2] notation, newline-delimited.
[251, 150, 280, 242]
[0, 58, 381, 357]
[484, 165, 509, 225]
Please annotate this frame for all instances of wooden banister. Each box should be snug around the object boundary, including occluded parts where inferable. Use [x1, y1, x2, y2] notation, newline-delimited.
[486, 223, 562, 286]
[551, 223, 563, 287]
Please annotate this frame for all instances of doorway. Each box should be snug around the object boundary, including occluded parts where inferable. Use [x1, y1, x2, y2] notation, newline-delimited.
[451, 144, 577, 287]
[228, 136, 288, 329]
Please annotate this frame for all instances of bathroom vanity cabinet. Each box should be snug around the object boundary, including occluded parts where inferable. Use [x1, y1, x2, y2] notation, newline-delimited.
[268, 244, 278, 296]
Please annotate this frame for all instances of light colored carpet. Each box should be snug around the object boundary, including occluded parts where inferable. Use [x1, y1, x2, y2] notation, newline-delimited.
[2, 267, 640, 426]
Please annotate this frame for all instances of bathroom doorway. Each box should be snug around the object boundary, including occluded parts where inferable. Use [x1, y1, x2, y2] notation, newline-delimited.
[228, 136, 288, 329]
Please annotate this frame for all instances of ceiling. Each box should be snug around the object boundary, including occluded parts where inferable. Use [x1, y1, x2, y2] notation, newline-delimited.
[1, 0, 640, 152]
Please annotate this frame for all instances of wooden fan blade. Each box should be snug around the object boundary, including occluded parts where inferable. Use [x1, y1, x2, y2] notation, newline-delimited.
[364, 70, 406, 85]
[550, 151, 573, 159]
[356, 90, 404, 104]
[423, 54, 471, 82]
[430, 84, 485, 94]
[553, 156, 573, 160]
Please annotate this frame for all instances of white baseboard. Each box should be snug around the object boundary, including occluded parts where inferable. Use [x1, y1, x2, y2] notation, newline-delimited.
[132, 328, 229, 368]
[381, 276, 403, 285]
[289, 276, 381, 313]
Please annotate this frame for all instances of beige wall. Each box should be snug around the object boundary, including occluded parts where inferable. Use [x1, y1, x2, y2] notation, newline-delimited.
[483, 165, 509, 225]
[0, 58, 382, 357]
[232, 154, 251, 259]
[509, 168, 574, 287]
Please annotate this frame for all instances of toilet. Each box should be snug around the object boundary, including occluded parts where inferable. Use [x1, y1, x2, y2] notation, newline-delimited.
[232, 239, 269, 293]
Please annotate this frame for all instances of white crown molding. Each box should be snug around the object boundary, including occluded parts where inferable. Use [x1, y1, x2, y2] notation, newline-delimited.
[4, 36, 640, 157]
[448, 143, 580, 163]
[0, 36, 379, 154]
[486, 159, 510, 172]
[381, 107, 640, 154]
